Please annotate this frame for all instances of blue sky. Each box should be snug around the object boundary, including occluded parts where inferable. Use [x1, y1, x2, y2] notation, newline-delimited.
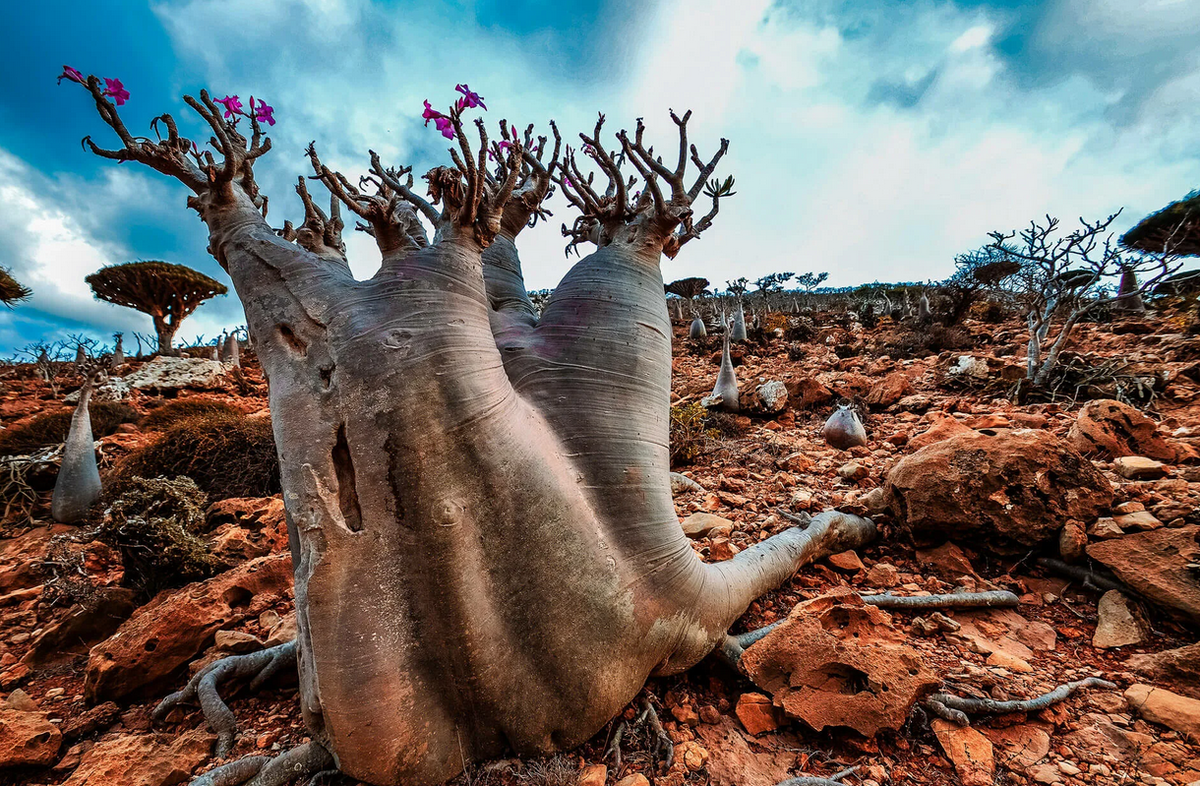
[2, 0, 1198, 355]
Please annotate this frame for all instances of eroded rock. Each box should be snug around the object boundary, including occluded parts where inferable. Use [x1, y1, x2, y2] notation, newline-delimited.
[0, 707, 62, 768]
[1068, 399, 1176, 462]
[740, 592, 940, 737]
[1086, 526, 1200, 622]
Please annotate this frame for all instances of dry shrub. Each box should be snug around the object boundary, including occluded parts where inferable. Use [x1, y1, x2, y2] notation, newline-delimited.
[0, 402, 138, 456]
[883, 325, 974, 358]
[109, 410, 279, 501]
[141, 396, 241, 430]
[670, 403, 717, 466]
[98, 475, 214, 595]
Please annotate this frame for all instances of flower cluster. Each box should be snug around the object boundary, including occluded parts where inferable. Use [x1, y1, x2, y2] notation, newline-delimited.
[215, 95, 276, 126]
[422, 84, 487, 141]
[57, 66, 129, 106]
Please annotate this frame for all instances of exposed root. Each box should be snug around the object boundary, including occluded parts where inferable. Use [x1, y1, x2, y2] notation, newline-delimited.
[859, 590, 1020, 610]
[155, 640, 297, 758]
[606, 695, 674, 774]
[190, 741, 333, 786]
[776, 766, 859, 785]
[925, 677, 1117, 726]
[1036, 558, 1128, 594]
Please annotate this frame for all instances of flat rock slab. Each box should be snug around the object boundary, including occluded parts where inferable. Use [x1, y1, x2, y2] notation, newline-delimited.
[124, 356, 230, 391]
[1086, 526, 1200, 622]
[1128, 643, 1200, 699]
[1126, 683, 1200, 738]
[62, 728, 213, 786]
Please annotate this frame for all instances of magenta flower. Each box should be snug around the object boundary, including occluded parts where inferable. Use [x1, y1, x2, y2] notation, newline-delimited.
[422, 100, 444, 125]
[102, 78, 130, 106]
[58, 66, 84, 85]
[215, 95, 243, 118]
[435, 116, 455, 140]
[454, 84, 486, 110]
[250, 96, 275, 126]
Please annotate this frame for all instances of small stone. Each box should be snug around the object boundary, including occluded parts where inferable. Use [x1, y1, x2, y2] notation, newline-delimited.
[578, 763, 607, 786]
[1057, 761, 1081, 776]
[1114, 511, 1164, 531]
[837, 461, 869, 482]
[930, 612, 960, 632]
[735, 692, 780, 736]
[3, 688, 37, 711]
[1059, 520, 1087, 562]
[614, 775, 649, 786]
[932, 718, 995, 786]
[1094, 591, 1148, 649]
[866, 563, 900, 588]
[986, 650, 1033, 673]
[754, 381, 789, 414]
[214, 630, 264, 654]
[1089, 517, 1125, 539]
[828, 551, 864, 571]
[1113, 456, 1168, 480]
[679, 513, 733, 540]
[911, 617, 940, 637]
[676, 740, 709, 772]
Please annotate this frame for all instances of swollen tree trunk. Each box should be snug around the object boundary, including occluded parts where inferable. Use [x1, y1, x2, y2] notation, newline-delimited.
[1114, 267, 1146, 315]
[689, 315, 706, 338]
[709, 320, 740, 411]
[224, 332, 240, 367]
[731, 299, 747, 341]
[51, 377, 102, 523]
[111, 335, 124, 370]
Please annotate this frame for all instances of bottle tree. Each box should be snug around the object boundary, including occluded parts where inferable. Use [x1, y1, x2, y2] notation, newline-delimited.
[64, 70, 874, 786]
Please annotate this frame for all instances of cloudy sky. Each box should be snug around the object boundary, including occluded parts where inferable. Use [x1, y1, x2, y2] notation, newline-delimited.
[1, 0, 1198, 355]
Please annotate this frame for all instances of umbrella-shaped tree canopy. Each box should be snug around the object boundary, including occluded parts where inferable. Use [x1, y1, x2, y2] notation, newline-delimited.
[0, 267, 31, 306]
[1122, 189, 1200, 256]
[85, 261, 227, 354]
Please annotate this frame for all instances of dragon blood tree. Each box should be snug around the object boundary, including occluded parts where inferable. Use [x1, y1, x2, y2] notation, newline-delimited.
[66, 71, 875, 786]
[0, 267, 31, 306]
[85, 260, 227, 355]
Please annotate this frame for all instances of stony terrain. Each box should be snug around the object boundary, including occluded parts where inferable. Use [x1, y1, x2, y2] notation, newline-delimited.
[1, 309, 1199, 786]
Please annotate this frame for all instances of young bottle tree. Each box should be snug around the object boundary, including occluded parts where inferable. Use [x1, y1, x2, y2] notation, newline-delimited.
[85, 260, 227, 355]
[66, 70, 874, 786]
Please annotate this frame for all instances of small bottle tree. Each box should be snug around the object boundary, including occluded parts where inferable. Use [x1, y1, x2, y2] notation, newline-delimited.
[85, 261, 227, 355]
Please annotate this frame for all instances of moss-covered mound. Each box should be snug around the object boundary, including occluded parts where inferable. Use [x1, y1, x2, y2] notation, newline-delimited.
[0, 402, 139, 457]
[140, 397, 242, 431]
[109, 410, 279, 501]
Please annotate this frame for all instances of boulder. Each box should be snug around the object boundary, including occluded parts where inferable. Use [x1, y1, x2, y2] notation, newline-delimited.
[123, 356, 230, 392]
[1087, 526, 1200, 622]
[84, 554, 292, 702]
[1125, 684, 1200, 738]
[786, 376, 832, 410]
[864, 371, 913, 408]
[905, 416, 975, 452]
[916, 542, 979, 581]
[1128, 644, 1200, 699]
[947, 356, 989, 379]
[885, 429, 1113, 546]
[740, 592, 940, 737]
[932, 719, 995, 786]
[1068, 399, 1175, 462]
[23, 587, 138, 666]
[754, 381, 789, 414]
[0, 707, 62, 768]
[1092, 591, 1148, 648]
[61, 728, 213, 786]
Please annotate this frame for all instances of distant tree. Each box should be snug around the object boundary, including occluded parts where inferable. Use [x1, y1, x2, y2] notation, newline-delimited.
[664, 277, 710, 300]
[1122, 189, 1200, 257]
[0, 267, 31, 306]
[938, 245, 1021, 325]
[725, 277, 748, 296]
[753, 271, 793, 292]
[85, 261, 227, 355]
[990, 211, 1196, 387]
[795, 271, 828, 293]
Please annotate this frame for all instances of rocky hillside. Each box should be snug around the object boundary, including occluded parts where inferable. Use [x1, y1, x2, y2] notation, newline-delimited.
[1, 310, 1198, 786]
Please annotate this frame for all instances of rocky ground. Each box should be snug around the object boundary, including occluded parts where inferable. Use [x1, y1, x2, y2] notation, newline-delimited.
[1, 310, 1199, 786]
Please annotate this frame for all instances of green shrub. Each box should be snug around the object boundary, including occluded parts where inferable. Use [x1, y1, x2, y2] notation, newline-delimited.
[140, 397, 241, 431]
[670, 403, 717, 466]
[98, 476, 214, 595]
[0, 402, 139, 456]
[109, 411, 279, 501]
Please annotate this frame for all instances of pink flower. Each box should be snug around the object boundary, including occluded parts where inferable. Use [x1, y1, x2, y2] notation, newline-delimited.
[58, 66, 84, 85]
[102, 77, 130, 106]
[215, 95, 243, 118]
[454, 97, 466, 113]
[250, 97, 275, 126]
[454, 84, 486, 110]
[422, 100, 444, 125]
[435, 116, 455, 140]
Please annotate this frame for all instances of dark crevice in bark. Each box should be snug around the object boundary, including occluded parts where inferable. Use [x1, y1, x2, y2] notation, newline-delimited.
[318, 364, 334, 390]
[277, 323, 308, 357]
[331, 425, 364, 533]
